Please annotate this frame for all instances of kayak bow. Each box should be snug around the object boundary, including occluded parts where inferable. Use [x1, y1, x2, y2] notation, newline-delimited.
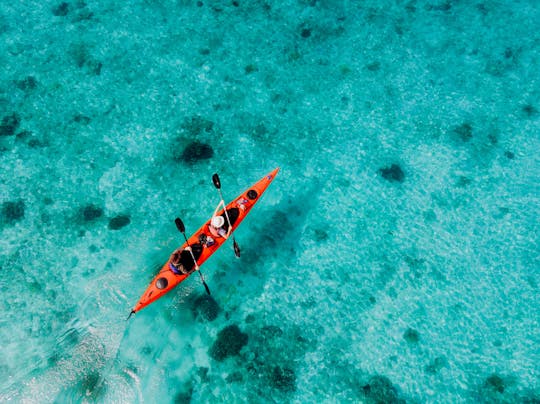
[130, 168, 279, 315]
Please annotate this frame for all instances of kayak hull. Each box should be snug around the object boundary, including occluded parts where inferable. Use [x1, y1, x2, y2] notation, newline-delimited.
[131, 168, 279, 314]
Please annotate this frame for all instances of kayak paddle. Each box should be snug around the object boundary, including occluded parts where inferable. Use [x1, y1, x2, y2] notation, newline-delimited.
[175, 218, 211, 295]
[212, 173, 241, 258]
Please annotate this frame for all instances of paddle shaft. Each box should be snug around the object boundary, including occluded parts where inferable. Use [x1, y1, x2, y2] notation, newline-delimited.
[213, 177, 240, 257]
[183, 234, 211, 295]
[183, 237, 200, 271]
[175, 218, 211, 295]
[217, 188, 234, 234]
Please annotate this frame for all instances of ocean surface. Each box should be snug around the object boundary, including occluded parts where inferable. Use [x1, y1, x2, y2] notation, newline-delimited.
[1, 0, 539, 402]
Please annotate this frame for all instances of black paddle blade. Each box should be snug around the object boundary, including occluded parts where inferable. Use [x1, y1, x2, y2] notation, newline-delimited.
[175, 218, 185, 233]
[203, 281, 211, 295]
[234, 241, 241, 258]
[212, 173, 221, 189]
[127, 310, 135, 320]
[198, 271, 211, 295]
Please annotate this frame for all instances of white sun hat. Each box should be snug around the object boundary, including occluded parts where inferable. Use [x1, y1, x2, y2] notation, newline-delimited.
[211, 215, 225, 228]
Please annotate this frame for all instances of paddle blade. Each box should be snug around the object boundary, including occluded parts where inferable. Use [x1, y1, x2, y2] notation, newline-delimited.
[212, 173, 221, 189]
[233, 241, 241, 258]
[198, 271, 211, 295]
[127, 310, 135, 320]
[203, 281, 211, 295]
[175, 218, 185, 233]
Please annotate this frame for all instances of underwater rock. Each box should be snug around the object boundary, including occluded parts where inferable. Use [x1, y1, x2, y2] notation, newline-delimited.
[403, 328, 420, 344]
[192, 294, 220, 321]
[521, 394, 540, 404]
[453, 123, 473, 142]
[522, 104, 538, 117]
[245, 324, 309, 395]
[197, 366, 209, 382]
[456, 176, 472, 187]
[174, 387, 193, 404]
[379, 164, 405, 183]
[0, 113, 21, 137]
[488, 133, 498, 145]
[271, 366, 296, 392]
[484, 374, 505, 393]
[70, 43, 89, 68]
[141, 345, 153, 356]
[252, 123, 268, 138]
[209, 324, 248, 361]
[108, 215, 130, 230]
[226, 371, 243, 383]
[301, 28, 311, 38]
[178, 141, 214, 163]
[89, 61, 102, 75]
[362, 375, 400, 404]
[82, 205, 103, 221]
[52, 2, 70, 16]
[405, 3, 416, 12]
[366, 61, 381, 71]
[426, 2, 451, 11]
[28, 136, 45, 148]
[16, 76, 37, 91]
[245, 64, 258, 74]
[476, 3, 488, 14]
[69, 43, 101, 75]
[1, 200, 25, 224]
[15, 130, 32, 141]
[73, 114, 91, 124]
[426, 356, 447, 374]
[504, 151, 515, 159]
[313, 228, 328, 241]
[72, 46, 100, 72]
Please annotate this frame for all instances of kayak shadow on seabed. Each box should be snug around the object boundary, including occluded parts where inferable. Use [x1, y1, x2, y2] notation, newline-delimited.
[239, 182, 319, 271]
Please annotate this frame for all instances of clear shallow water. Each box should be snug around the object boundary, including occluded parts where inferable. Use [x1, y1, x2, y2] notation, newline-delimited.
[1, 0, 539, 402]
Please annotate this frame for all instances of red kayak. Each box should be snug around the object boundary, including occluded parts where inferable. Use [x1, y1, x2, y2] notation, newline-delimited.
[130, 168, 279, 315]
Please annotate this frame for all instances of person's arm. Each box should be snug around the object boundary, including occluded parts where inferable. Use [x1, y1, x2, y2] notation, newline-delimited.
[212, 200, 225, 217]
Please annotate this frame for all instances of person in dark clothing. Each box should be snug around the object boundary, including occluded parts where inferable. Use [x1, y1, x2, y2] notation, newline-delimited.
[169, 249, 189, 275]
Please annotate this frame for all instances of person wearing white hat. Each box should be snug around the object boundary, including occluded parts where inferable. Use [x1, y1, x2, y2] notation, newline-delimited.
[209, 201, 232, 239]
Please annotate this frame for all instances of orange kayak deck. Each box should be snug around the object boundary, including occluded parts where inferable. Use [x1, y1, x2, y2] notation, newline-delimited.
[131, 168, 279, 314]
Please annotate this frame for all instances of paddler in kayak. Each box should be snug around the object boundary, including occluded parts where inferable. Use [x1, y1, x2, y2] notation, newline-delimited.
[169, 249, 190, 275]
[209, 201, 232, 239]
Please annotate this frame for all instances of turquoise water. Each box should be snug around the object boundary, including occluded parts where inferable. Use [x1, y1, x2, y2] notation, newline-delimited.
[1, 0, 539, 402]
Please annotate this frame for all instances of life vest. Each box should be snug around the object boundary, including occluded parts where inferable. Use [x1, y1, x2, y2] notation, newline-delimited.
[169, 262, 185, 275]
